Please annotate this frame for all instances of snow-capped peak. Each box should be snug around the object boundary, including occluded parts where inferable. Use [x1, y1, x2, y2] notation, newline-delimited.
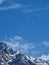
[0, 42, 49, 65]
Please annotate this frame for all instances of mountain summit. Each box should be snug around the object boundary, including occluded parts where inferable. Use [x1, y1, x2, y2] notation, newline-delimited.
[0, 42, 48, 65]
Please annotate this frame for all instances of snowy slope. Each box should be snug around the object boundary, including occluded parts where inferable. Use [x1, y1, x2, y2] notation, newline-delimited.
[0, 42, 48, 65]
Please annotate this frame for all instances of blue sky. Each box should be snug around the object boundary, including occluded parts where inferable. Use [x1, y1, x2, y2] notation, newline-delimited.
[0, 0, 49, 57]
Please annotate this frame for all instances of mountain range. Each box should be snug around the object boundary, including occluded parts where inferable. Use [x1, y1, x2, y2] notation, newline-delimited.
[0, 42, 49, 65]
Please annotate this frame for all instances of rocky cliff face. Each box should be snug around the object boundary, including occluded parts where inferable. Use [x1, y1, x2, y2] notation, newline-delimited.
[0, 42, 48, 65]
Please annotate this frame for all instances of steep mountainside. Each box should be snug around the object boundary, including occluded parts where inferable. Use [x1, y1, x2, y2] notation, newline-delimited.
[0, 42, 48, 65]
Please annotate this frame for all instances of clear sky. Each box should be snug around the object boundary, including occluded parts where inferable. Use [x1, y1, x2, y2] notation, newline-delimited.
[0, 0, 49, 57]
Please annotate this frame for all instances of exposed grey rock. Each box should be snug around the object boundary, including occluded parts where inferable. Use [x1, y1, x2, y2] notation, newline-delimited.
[0, 42, 48, 65]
